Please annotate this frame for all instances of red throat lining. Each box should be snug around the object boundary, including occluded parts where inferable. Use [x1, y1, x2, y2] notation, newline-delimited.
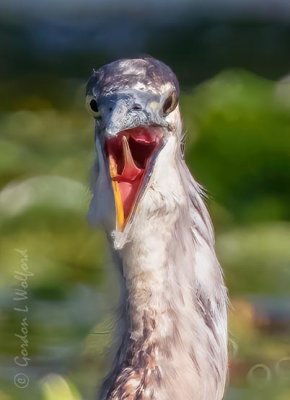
[105, 127, 161, 223]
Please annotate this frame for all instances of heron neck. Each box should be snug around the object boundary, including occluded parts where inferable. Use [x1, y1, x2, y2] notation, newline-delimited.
[104, 158, 228, 400]
[120, 210, 184, 343]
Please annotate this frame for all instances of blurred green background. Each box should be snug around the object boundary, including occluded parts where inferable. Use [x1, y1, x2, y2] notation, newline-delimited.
[0, 1, 290, 399]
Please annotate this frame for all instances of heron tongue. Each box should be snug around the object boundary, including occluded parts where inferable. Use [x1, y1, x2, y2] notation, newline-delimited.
[106, 127, 161, 231]
[112, 136, 144, 228]
[106, 132, 146, 230]
[113, 136, 143, 183]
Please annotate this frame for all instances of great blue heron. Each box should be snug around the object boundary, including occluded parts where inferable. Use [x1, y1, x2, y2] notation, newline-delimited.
[86, 57, 228, 400]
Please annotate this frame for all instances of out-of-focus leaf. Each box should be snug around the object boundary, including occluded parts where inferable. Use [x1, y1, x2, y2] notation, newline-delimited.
[0, 175, 89, 220]
[41, 374, 82, 400]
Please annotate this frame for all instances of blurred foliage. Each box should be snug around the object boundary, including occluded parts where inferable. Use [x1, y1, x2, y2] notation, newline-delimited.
[1, 9, 290, 400]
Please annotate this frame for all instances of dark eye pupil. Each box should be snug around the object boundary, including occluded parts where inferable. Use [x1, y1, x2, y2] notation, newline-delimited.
[163, 94, 174, 115]
[90, 99, 99, 113]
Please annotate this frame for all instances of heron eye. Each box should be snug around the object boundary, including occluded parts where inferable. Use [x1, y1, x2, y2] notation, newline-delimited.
[163, 92, 178, 116]
[86, 95, 101, 119]
[90, 99, 98, 112]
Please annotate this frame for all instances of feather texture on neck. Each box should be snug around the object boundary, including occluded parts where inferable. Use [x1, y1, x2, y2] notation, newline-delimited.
[99, 136, 228, 400]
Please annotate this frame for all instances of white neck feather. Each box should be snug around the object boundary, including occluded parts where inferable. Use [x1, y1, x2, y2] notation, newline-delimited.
[101, 136, 228, 400]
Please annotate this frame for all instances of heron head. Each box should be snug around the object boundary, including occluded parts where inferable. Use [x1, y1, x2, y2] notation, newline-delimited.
[86, 57, 182, 237]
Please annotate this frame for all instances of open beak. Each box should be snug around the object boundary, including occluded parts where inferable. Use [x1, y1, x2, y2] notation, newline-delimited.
[105, 126, 163, 231]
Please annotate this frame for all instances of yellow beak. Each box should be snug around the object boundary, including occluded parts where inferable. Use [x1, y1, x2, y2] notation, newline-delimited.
[109, 155, 125, 231]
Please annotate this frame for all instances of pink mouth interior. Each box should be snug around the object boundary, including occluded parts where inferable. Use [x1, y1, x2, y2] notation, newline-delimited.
[105, 127, 162, 221]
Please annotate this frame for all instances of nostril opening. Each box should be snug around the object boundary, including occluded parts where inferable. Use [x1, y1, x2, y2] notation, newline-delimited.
[132, 104, 142, 111]
[108, 107, 113, 112]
